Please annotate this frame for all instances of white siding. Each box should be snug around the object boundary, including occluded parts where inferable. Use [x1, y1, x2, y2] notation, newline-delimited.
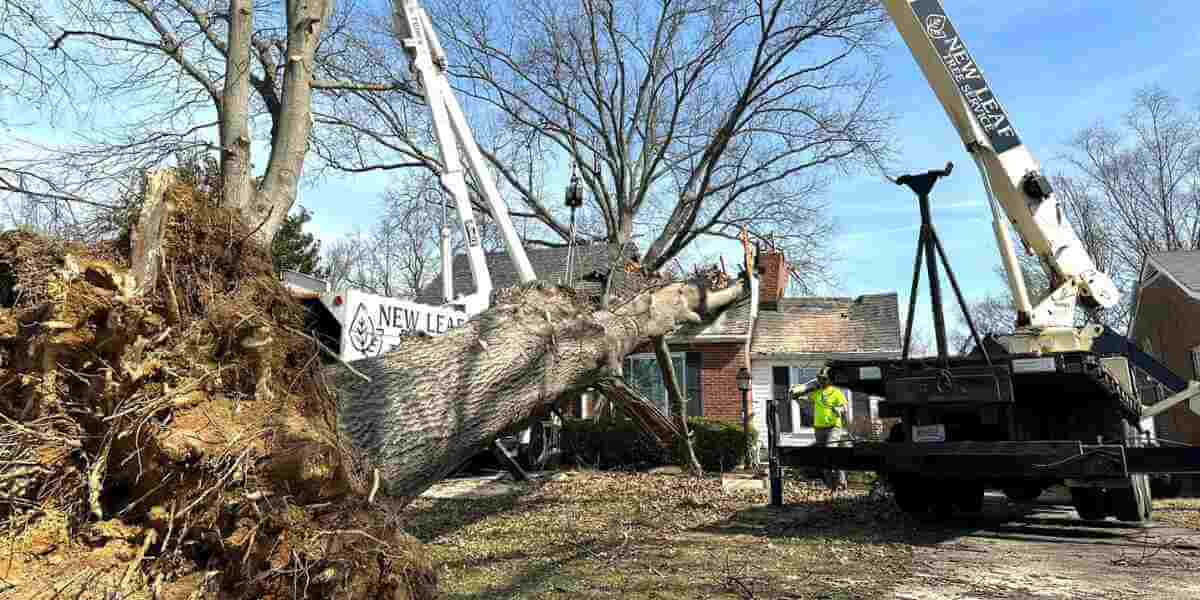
[750, 362, 772, 451]
[752, 358, 862, 452]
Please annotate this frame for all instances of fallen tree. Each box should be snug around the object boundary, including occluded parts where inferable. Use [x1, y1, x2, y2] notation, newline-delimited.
[332, 272, 748, 505]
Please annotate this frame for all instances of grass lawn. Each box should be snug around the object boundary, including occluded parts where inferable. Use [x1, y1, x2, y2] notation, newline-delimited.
[1153, 497, 1200, 530]
[400, 471, 916, 599]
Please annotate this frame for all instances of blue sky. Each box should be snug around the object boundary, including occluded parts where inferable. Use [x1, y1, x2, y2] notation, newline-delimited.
[822, 0, 1199, 339]
[300, 1, 1198, 340]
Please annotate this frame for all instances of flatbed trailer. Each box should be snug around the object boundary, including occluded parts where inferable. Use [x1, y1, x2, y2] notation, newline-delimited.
[765, 345, 1200, 521]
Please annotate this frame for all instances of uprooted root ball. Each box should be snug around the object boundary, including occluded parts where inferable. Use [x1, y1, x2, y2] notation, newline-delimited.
[0, 184, 436, 599]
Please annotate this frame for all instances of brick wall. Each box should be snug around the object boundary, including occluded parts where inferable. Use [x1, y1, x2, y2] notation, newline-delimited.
[1130, 277, 1200, 446]
[693, 342, 751, 423]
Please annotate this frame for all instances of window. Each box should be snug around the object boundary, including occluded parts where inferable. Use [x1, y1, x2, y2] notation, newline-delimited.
[623, 352, 700, 417]
[792, 367, 821, 428]
[685, 353, 703, 417]
[772, 367, 793, 433]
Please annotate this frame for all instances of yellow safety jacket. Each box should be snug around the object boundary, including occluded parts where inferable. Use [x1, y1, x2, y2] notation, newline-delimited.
[810, 385, 846, 430]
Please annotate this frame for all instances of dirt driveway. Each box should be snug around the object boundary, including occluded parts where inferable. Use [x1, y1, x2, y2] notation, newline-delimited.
[892, 491, 1200, 600]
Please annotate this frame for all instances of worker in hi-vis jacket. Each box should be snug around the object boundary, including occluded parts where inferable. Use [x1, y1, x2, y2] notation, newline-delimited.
[793, 368, 848, 490]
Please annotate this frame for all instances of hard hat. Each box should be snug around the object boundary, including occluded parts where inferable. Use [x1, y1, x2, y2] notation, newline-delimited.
[817, 366, 831, 381]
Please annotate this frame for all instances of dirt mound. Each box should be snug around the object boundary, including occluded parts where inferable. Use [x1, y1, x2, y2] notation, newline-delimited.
[0, 183, 436, 599]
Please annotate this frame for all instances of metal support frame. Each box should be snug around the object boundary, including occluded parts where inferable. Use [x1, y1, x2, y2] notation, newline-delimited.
[896, 162, 989, 365]
[777, 441, 1200, 477]
[766, 397, 783, 507]
[490, 439, 529, 481]
[393, 0, 535, 316]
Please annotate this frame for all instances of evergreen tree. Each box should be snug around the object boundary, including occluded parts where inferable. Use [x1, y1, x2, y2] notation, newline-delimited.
[272, 207, 322, 274]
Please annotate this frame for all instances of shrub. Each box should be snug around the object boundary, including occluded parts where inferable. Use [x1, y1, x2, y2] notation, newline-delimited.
[677, 417, 758, 472]
[560, 416, 758, 473]
[560, 417, 667, 469]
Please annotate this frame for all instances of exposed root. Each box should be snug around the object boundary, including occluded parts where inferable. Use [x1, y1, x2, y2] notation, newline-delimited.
[0, 181, 437, 599]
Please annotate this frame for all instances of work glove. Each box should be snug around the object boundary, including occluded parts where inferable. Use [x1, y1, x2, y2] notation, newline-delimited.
[789, 379, 817, 401]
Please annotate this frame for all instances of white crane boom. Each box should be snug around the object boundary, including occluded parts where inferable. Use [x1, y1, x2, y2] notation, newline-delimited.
[392, 0, 537, 316]
[881, 0, 1120, 345]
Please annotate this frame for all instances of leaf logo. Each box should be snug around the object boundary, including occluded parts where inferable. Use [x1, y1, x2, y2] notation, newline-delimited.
[348, 303, 382, 356]
[924, 14, 947, 39]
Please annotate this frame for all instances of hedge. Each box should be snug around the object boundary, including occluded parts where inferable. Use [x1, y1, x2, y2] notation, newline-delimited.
[560, 417, 666, 469]
[676, 416, 758, 472]
[560, 416, 757, 472]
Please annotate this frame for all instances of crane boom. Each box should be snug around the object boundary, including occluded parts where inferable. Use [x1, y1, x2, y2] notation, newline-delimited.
[392, 0, 536, 316]
[881, 0, 1120, 338]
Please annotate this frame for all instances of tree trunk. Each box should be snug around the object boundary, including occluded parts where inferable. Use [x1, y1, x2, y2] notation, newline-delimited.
[654, 336, 702, 476]
[130, 170, 176, 295]
[221, 0, 330, 245]
[220, 0, 254, 215]
[246, 0, 331, 244]
[331, 278, 745, 505]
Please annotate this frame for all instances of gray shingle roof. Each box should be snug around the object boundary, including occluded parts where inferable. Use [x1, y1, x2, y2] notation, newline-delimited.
[416, 242, 640, 304]
[1150, 250, 1200, 294]
[750, 293, 901, 355]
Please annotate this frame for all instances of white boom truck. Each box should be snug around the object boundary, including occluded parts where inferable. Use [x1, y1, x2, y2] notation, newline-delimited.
[304, 0, 558, 472]
[391, 0, 537, 316]
[769, 0, 1200, 522]
[309, 0, 538, 360]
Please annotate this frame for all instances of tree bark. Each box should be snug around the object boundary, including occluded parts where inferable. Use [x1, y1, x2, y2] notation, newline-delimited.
[654, 336, 702, 476]
[331, 278, 745, 505]
[220, 0, 254, 214]
[219, 0, 331, 245]
[246, 0, 331, 244]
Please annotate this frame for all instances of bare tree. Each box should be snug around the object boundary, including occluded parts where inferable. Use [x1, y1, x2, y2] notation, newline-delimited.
[1, 0, 421, 244]
[0, 1, 63, 117]
[315, 0, 889, 286]
[320, 234, 371, 291]
[317, 171, 508, 297]
[1061, 87, 1200, 329]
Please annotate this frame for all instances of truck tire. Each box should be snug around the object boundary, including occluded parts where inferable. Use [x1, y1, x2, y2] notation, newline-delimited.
[1110, 474, 1152, 523]
[1070, 487, 1107, 521]
[1150, 474, 1183, 499]
[954, 482, 985, 513]
[890, 475, 929, 514]
[1002, 484, 1044, 503]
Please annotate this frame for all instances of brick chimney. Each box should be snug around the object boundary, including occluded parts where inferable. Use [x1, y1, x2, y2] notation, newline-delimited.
[758, 249, 788, 304]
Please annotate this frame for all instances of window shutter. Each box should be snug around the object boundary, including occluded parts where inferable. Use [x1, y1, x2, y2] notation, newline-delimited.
[685, 352, 703, 417]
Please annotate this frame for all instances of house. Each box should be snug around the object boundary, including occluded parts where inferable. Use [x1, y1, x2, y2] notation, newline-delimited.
[748, 251, 902, 448]
[620, 271, 759, 423]
[1129, 249, 1200, 452]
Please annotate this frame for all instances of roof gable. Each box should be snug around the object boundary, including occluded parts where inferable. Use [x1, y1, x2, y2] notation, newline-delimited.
[1146, 250, 1200, 299]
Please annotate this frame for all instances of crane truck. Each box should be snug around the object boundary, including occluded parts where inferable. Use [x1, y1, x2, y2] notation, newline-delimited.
[770, 0, 1200, 522]
[301, 0, 539, 361]
[297, 0, 560, 472]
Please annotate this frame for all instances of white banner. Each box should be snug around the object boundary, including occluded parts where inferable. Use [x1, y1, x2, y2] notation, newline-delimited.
[322, 289, 468, 362]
